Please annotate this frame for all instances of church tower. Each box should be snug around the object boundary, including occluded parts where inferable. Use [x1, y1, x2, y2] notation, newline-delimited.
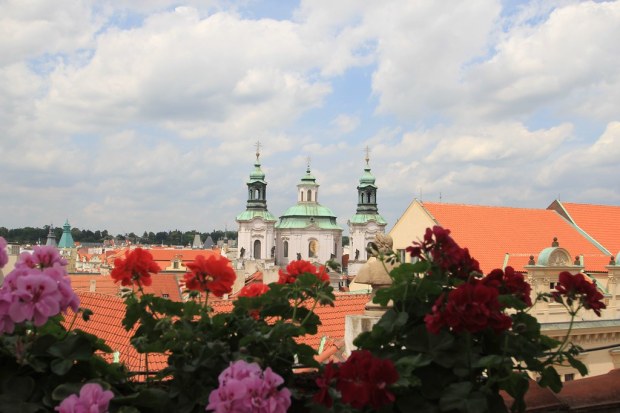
[348, 150, 387, 276]
[275, 161, 343, 266]
[236, 144, 277, 261]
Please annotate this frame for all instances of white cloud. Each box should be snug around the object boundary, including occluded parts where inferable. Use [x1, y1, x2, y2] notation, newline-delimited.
[0, 1, 619, 235]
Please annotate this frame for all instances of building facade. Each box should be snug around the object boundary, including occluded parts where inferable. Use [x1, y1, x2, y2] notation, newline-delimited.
[235, 152, 277, 262]
[274, 165, 343, 266]
[347, 156, 387, 277]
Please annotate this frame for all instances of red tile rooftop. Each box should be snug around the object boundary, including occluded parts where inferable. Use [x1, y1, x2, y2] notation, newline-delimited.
[69, 273, 183, 301]
[554, 201, 620, 257]
[66, 292, 167, 375]
[422, 202, 611, 273]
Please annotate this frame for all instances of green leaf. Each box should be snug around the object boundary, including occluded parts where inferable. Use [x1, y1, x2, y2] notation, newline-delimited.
[539, 366, 562, 393]
[566, 354, 588, 377]
[51, 383, 82, 402]
[465, 391, 488, 413]
[439, 382, 473, 412]
[50, 358, 74, 376]
[47, 333, 97, 361]
[81, 308, 94, 321]
[2, 376, 35, 402]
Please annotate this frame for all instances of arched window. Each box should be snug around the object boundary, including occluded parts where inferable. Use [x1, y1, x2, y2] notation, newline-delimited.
[301, 191, 304, 202]
[283, 241, 289, 258]
[253, 240, 261, 259]
[366, 192, 371, 203]
[309, 240, 318, 258]
[255, 188, 261, 199]
[307, 190, 312, 202]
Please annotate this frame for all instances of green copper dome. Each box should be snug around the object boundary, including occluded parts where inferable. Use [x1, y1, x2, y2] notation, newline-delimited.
[358, 167, 377, 188]
[276, 204, 341, 230]
[248, 162, 266, 184]
[236, 210, 277, 222]
[299, 166, 318, 186]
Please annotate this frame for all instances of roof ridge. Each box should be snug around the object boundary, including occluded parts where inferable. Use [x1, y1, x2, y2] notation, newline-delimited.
[422, 201, 549, 211]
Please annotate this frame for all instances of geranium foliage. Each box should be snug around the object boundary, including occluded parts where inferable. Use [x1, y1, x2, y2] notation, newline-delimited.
[0, 229, 606, 413]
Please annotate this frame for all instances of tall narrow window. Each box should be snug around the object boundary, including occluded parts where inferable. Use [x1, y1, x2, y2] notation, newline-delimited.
[307, 190, 312, 202]
[283, 241, 289, 258]
[309, 240, 318, 258]
[253, 240, 261, 259]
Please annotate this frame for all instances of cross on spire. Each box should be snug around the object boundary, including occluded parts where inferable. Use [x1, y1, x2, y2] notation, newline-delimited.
[364, 146, 370, 166]
[306, 156, 311, 170]
[255, 140, 261, 162]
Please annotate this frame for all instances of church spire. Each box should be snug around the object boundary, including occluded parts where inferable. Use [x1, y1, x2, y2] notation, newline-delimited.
[245, 140, 268, 211]
[356, 148, 379, 215]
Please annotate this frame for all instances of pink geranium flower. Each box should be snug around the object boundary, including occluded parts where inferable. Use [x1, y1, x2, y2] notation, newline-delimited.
[56, 383, 114, 413]
[0, 246, 79, 333]
[9, 274, 62, 326]
[207, 360, 291, 413]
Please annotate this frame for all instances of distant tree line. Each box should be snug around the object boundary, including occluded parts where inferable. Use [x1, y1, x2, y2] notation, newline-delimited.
[0, 226, 237, 246]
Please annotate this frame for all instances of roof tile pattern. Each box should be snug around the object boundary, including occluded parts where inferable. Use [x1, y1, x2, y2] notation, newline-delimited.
[69, 274, 183, 301]
[66, 292, 167, 374]
[210, 293, 369, 350]
[423, 202, 610, 273]
[558, 202, 620, 257]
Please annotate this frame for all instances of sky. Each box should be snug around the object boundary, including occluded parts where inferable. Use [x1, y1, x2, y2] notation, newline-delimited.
[1, 0, 619, 236]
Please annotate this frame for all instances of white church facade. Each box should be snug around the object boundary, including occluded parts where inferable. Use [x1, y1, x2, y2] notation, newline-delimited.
[235, 149, 387, 274]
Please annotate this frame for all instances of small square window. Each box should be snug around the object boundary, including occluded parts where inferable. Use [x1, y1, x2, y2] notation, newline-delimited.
[564, 373, 574, 382]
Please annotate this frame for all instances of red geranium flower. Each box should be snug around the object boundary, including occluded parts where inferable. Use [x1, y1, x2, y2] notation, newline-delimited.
[483, 266, 532, 307]
[336, 350, 398, 410]
[552, 271, 606, 316]
[313, 361, 339, 408]
[425, 282, 512, 334]
[277, 260, 329, 284]
[407, 226, 481, 279]
[238, 283, 269, 319]
[111, 248, 160, 287]
[183, 254, 236, 297]
[238, 283, 269, 297]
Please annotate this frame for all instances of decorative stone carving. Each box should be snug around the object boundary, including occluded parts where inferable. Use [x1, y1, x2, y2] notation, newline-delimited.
[548, 249, 570, 266]
[353, 234, 397, 315]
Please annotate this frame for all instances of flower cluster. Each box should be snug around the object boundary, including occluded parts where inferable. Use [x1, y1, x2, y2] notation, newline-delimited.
[553, 271, 606, 316]
[56, 383, 114, 413]
[277, 260, 329, 284]
[207, 360, 291, 413]
[407, 226, 481, 279]
[111, 247, 160, 287]
[0, 244, 79, 333]
[183, 254, 237, 297]
[425, 281, 513, 334]
[238, 283, 270, 298]
[483, 266, 533, 306]
[238, 283, 270, 319]
[314, 350, 399, 410]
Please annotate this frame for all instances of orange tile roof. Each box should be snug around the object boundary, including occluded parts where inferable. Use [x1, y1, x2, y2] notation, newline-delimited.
[70, 274, 120, 296]
[299, 293, 369, 349]
[69, 274, 183, 301]
[209, 293, 369, 350]
[421, 202, 610, 273]
[147, 248, 220, 263]
[554, 202, 620, 257]
[66, 292, 167, 375]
